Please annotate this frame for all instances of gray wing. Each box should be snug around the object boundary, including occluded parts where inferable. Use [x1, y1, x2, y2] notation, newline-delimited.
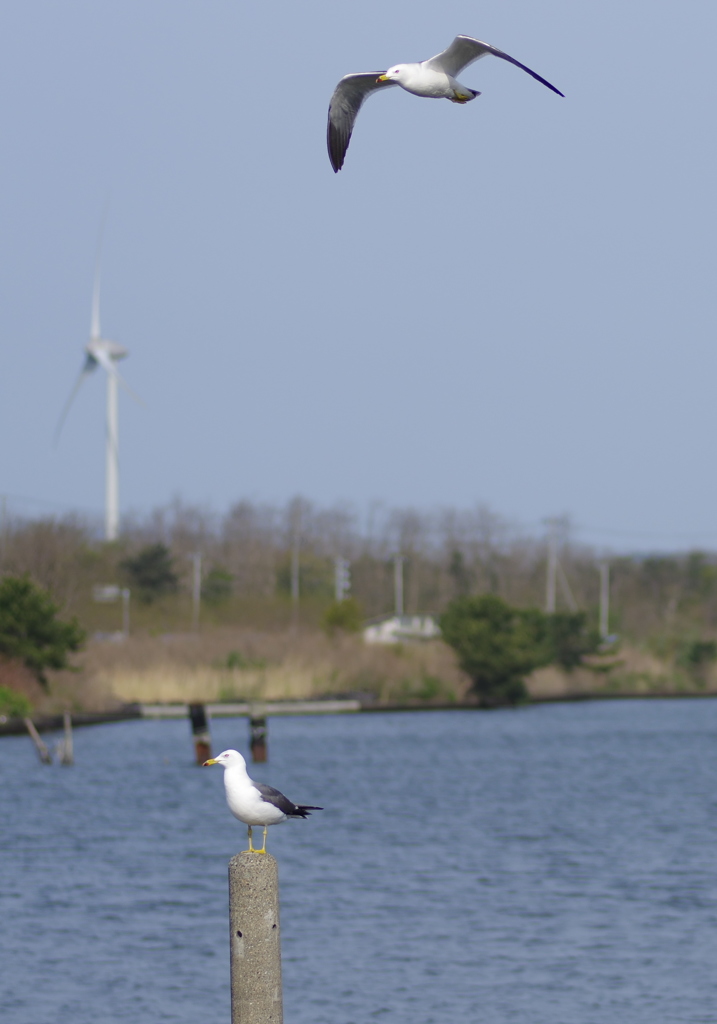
[253, 781, 300, 816]
[424, 35, 564, 97]
[327, 72, 397, 172]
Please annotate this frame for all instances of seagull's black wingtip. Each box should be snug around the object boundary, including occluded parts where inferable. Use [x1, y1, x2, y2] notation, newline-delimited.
[327, 131, 345, 172]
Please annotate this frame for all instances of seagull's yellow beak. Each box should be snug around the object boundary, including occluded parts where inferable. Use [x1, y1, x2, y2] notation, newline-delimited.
[377, 74, 389, 82]
[203, 758, 218, 766]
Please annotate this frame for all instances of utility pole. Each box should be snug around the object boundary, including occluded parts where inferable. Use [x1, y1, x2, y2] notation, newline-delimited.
[394, 555, 404, 617]
[121, 588, 130, 638]
[190, 552, 202, 632]
[557, 561, 579, 613]
[334, 558, 350, 602]
[545, 520, 559, 613]
[544, 516, 581, 614]
[599, 561, 610, 639]
[291, 533, 300, 627]
[289, 500, 302, 631]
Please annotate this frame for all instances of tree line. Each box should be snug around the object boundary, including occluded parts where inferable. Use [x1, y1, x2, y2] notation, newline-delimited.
[1, 497, 717, 641]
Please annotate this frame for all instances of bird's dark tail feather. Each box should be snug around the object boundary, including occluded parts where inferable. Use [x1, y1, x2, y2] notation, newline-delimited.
[291, 805, 323, 818]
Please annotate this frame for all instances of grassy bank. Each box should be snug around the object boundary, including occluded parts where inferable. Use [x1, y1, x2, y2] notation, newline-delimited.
[3, 625, 716, 719]
[13, 628, 467, 713]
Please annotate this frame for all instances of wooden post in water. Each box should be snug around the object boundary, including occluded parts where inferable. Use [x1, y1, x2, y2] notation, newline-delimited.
[249, 704, 267, 763]
[188, 703, 211, 765]
[228, 852, 283, 1024]
[58, 711, 74, 765]
[24, 718, 52, 764]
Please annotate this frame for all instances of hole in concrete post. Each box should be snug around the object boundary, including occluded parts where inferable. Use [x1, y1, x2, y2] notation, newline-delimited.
[236, 930, 242, 937]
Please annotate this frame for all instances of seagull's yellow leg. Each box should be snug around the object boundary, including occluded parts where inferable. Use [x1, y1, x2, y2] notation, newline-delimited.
[255, 826, 268, 854]
[246, 826, 256, 853]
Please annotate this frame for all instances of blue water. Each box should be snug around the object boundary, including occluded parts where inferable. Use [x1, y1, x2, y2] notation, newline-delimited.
[2, 700, 717, 1023]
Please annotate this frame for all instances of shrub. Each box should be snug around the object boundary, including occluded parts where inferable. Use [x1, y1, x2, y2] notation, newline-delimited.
[0, 575, 85, 690]
[0, 684, 32, 718]
[440, 594, 550, 706]
[120, 544, 179, 604]
[676, 638, 717, 684]
[222, 650, 267, 670]
[323, 599, 364, 635]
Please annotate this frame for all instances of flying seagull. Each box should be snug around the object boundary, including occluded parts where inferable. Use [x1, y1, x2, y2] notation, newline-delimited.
[327, 34, 564, 172]
[204, 749, 322, 853]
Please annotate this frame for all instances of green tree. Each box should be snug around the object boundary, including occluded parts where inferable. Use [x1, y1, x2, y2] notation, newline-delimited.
[440, 594, 550, 706]
[120, 544, 179, 604]
[0, 575, 85, 690]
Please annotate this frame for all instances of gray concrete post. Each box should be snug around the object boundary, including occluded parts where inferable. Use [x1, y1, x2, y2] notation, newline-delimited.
[228, 851, 283, 1024]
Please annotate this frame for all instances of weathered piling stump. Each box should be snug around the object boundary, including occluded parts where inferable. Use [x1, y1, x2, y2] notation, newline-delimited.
[24, 717, 52, 764]
[58, 710, 74, 766]
[188, 703, 211, 765]
[228, 851, 283, 1024]
[249, 704, 267, 763]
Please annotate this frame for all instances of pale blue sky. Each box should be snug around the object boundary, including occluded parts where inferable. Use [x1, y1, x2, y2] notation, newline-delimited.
[1, 1, 716, 551]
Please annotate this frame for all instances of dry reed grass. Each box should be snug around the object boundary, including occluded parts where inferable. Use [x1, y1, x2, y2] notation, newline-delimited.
[46, 627, 472, 708]
[28, 628, 717, 714]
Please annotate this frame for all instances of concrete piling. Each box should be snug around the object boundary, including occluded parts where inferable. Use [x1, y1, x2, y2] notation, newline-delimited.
[188, 703, 211, 764]
[228, 851, 283, 1024]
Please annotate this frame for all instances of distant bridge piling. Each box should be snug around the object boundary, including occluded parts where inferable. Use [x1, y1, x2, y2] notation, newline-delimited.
[249, 703, 267, 762]
[229, 851, 283, 1024]
[188, 703, 211, 764]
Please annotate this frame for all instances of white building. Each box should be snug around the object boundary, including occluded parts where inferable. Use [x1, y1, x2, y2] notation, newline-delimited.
[363, 614, 441, 645]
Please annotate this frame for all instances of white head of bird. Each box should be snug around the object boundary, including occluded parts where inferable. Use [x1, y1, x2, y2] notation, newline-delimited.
[378, 64, 407, 82]
[203, 749, 247, 771]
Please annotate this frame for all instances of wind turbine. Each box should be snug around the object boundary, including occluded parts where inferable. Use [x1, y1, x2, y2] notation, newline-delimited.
[56, 251, 138, 542]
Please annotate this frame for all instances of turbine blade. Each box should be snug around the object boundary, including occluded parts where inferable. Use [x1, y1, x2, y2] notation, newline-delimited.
[116, 372, 144, 407]
[90, 201, 110, 340]
[54, 356, 96, 445]
[91, 261, 101, 340]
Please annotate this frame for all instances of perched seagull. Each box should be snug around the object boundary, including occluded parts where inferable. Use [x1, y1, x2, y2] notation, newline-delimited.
[327, 34, 564, 172]
[203, 749, 322, 853]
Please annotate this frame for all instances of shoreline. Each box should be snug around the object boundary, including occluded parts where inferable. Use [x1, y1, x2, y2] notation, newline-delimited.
[3, 688, 717, 736]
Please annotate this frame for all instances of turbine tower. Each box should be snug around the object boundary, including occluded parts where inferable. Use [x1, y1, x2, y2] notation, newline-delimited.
[57, 254, 137, 542]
